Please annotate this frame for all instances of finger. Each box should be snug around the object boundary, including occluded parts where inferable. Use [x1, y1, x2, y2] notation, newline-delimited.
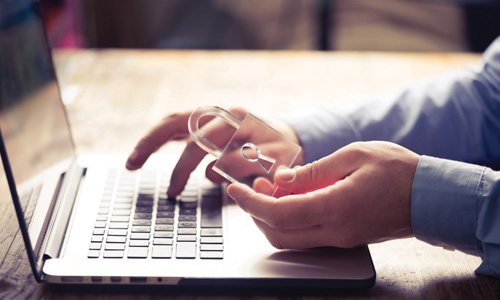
[167, 141, 207, 198]
[227, 182, 333, 229]
[252, 177, 275, 196]
[251, 218, 325, 249]
[167, 114, 243, 197]
[274, 145, 363, 194]
[205, 160, 228, 183]
[126, 111, 210, 170]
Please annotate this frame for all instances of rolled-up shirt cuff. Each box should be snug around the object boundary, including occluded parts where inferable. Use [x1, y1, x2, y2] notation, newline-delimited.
[280, 106, 361, 163]
[411, 155, 484, 255]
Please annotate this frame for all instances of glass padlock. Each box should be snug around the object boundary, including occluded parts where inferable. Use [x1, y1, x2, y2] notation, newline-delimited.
[188, 106, 302, 195]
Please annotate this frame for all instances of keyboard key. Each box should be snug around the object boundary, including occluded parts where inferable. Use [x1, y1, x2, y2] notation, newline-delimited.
[135, 207, 153, 213]
[202, 187, 221, 197]
[153, 238, 173, 245]
[178, 228, 197, 235]
[88, 250, 100, 258]
[109, 223, 129, 229]
[156, 212, 175, 218]
[96, 215, 108, 222]
[178, 222, 197, 228]
[91, 236, 104, 243]
[116, 191, 134, 198]
[133, 219, 151, 226]
[176, 242, 196, 259]
[200, 237, 223, 244]
[180, 201, 198, 209]
[201, 196, 222, 228]
[132, 226, 151, 233]
[128, 247, 148, 258]
[93, 229, 105, 235]
[200, 252, 223, 259]
[114, 203, 132, 209]
[157, 205, 175, 212]
[179, 215, 196, 222]
[107, 236, 127, 243]
[104, 251, 124, 258]
[156, 218, 174, 224]
[108, 229, 128, 236]
[98, 208, 109, 215]
[152, 246, 172, 258]
[99, 202, 111, 208]
[155, 225, 174, 231]
[130, 233, 150, 240]
[111, 216, 130, 222]
[115, 197, 133, 203]
[200, 228, 223, 237]
[134, 213, 152, 220]
[129, 240, 149, 247]
[112, 209, 131, 216]
[105, 244, 125, 251]
[158, 199, 175, 206]
[179, 209, 196, 215]
[89, 243, 102, 250]
[200, 244, 224, 251]
[137, 194, 154, 200]
[177, 235, 196, 242]
[136, 200, 154, 207]
[154, 232, 174, 238]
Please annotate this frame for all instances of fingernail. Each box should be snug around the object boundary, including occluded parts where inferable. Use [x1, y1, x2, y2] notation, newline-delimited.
[277, 169, 296, 182]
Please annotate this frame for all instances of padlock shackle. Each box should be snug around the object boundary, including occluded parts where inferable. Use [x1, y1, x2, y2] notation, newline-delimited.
[188, 106, 242, 159]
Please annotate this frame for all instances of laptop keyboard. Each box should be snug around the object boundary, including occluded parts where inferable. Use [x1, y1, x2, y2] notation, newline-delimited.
[88, 168, 223, 259]
[19, 184, 42, 228]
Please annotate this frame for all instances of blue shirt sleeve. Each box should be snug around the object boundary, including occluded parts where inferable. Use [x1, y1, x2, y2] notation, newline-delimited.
[281, 36, 500, 277]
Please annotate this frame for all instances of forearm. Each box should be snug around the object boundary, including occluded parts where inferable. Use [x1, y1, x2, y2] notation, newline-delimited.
[412, 156, 500, 277]
[283, 37, 500, 166]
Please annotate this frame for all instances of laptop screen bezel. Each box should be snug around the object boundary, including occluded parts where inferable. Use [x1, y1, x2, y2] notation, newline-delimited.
[0, 131, 45, 282]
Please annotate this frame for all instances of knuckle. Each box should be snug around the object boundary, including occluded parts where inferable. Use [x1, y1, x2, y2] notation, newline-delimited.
[302, 161, 321, 184]
[343, 142, 370, 161]
[228, 107, 248, 119]
[162, 112, 183, 123]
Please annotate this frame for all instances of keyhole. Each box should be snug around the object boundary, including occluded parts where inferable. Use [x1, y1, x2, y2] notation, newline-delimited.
[240, 143, 276, 173]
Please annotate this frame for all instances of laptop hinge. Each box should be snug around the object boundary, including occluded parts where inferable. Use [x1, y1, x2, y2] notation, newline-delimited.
[41, 164, 85, 260]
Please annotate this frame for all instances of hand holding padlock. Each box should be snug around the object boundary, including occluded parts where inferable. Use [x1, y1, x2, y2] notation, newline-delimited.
[188, 106, 302, 192]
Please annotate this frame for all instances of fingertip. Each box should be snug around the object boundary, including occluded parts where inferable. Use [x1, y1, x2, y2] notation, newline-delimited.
[226, 182, 248, 199]
[125, 160, 139, 170]
[126, 149, 145, 170]
[166, 180, 183, 199]
[253, 177, 275, 196]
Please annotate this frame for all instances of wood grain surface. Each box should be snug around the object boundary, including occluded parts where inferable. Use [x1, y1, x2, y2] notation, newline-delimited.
[1, 49, 499, 299]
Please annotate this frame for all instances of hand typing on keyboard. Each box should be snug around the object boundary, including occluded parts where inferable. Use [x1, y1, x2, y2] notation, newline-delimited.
[126, 107, 303, 197]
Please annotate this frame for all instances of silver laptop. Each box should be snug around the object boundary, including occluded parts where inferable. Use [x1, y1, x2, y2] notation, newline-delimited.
[0, 0, 375, 289]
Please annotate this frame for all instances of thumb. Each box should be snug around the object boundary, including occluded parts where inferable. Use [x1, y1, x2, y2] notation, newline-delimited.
[274, 154, 356, 194]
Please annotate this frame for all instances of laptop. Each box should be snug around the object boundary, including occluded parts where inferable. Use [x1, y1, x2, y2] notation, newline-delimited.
[0, 0, 375, 289]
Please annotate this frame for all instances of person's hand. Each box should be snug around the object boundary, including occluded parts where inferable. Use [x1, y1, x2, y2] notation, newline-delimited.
[126, 107, 303, 198]
[227, 141, 419, 249]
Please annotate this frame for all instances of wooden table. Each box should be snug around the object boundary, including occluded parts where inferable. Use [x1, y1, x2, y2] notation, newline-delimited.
[1, 49, 499, 299]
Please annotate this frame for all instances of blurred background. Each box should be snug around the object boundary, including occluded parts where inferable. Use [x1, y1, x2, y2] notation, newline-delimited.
[40, 0, 500, 53]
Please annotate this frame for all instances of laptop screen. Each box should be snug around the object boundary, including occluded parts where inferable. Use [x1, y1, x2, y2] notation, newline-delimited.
[0, 0, 75, 249]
